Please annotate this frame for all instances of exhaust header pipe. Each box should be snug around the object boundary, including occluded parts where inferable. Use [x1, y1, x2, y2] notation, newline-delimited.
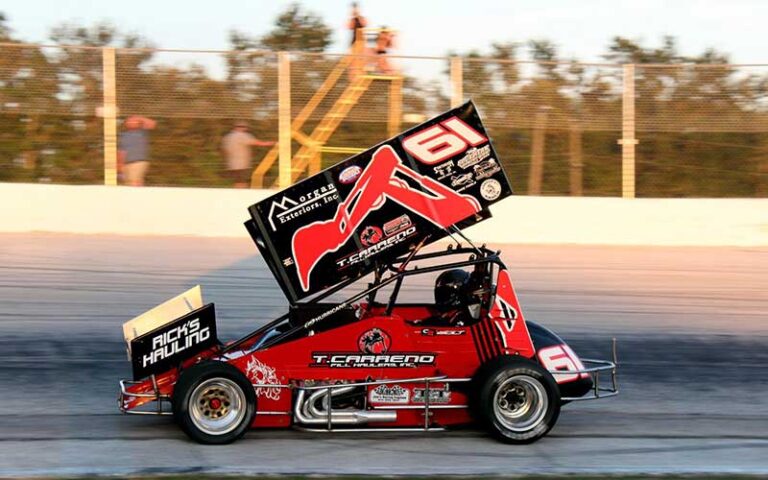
[294, 387, 397, 426]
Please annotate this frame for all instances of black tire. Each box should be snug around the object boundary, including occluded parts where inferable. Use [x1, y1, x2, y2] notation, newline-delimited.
[475, 356, 560, 444]
[172, 362, 256, 444]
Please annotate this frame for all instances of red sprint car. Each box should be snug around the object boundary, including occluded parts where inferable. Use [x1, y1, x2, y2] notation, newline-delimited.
[119, 102, 618, 444]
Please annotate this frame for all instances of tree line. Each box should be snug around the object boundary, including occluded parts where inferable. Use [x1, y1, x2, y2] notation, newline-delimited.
[0, 5, 765, 196]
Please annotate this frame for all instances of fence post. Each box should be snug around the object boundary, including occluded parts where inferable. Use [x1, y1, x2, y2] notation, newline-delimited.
[528, 106, 550, 195]
[450, 56, 463, 108]
[277, 52, 292, 188]
[102, 47, 118, 186]
[569, 121, 583, 196]
[388, 76, 403, 138]
[619, 63, 638, 198]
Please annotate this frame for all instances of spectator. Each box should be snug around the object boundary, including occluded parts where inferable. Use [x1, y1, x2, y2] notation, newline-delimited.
[118, 115, 156, 187]
[375, 26, 395, 74]
[347, 2, 368, 79]
[348, 2, 367, 47]
[222, 122, 276, 188]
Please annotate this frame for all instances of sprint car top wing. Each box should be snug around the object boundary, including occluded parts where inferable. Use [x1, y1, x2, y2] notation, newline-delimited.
[247, 101, 513, 303]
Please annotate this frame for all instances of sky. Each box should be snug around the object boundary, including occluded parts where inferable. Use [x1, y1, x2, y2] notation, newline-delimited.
[4, 0, 768, 65]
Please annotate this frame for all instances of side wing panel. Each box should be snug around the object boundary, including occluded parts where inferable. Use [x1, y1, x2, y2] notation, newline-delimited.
[248, 101, 513, 302]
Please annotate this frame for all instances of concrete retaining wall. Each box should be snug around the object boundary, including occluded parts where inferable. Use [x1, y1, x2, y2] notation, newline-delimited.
[1, 183, 765, 246]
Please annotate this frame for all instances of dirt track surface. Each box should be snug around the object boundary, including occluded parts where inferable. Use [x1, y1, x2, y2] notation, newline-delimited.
[0, 234, 766, 476]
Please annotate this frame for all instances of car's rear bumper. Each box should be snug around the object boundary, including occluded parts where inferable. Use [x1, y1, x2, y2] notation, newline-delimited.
[118, 378, 173, 416]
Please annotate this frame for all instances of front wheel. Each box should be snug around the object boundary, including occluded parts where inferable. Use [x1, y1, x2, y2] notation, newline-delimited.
[476, 356, 560, 444]
[172, 362, 256, 444]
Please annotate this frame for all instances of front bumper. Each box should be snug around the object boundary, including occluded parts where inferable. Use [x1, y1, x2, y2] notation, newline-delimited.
[555, 338, 619, 402]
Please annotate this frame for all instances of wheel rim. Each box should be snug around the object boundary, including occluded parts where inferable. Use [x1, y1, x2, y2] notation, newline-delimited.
[189, 378, 246, 436]
[493, 375, 548, 432]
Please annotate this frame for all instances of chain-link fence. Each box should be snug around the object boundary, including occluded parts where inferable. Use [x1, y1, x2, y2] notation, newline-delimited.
[1, 42, 766, 197]
[0, 43, 105, 184]
[633, 64, 768, 197]
[463, 58, 625, 196]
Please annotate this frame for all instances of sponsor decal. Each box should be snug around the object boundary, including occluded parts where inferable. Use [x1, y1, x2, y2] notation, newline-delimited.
[433, 160, 455, 179]
[305, 301, 350, 329]
[480, 179, 502, 201]
[336, 226, 417, 269]
[246, 357, 282, 400]
[473, 158, 501, 180]
[130, 304, 217, 380]
[382, 214, 412, 237]
[494, 319, 518, 349]
[493, 292, 522, 350]
[282, 257, 294, 267]
[369, 384, 410, 404]
[311, 328, 435, 368]
[450, 173, 476, 189]
[357, 328, 391, 354]
[310, 353, 436, 368]
[420, 328, 466, 336]
[403, 116, 488, 165]
[338, 165, 362, 184]
[538, 344, 588, 384]
[413, 385, 451, 404]
[496, 294, 519, 321]
[360, 226, 383, 247]
[457, 145, 492, 169]
[267, 184, 339, 231]
[487, 269, 535, 358]
[291, 145, 481, 292]
[141, 318, 210, 369]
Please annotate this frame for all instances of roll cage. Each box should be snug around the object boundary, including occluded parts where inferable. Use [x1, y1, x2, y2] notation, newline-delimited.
[222, 243, 505, 356]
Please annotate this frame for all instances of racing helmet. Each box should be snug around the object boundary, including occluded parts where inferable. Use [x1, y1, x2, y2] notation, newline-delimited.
[434, 269, 470, 312]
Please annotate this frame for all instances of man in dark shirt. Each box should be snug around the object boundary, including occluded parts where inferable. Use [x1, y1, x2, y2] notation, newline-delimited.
[348, 2, 367, 46]
[347, 2, 368, 79]
[118, 115, 156, 186]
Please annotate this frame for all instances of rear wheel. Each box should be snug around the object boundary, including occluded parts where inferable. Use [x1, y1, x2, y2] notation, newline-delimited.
[476, 356, 560, 443]
[173, 362, 255, 444]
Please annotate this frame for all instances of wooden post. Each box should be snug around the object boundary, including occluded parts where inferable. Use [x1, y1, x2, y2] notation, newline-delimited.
[350, 28, 365, 80]
[528, 107, 549, 195]
[450, 56, 463, 108]
[619, 63, 638, 198]
[569, 122, 583, 196]
[102, 47, 118, 186]
[23, 116, 38, 171]
[278, 52, 292, 188]
[388, 76, 403, 138]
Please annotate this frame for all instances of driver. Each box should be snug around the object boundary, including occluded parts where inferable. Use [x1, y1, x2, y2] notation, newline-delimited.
[413, 269, 484, 326]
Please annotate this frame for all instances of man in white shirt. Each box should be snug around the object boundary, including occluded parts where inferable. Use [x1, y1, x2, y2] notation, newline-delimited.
[221, 122, 276, 188]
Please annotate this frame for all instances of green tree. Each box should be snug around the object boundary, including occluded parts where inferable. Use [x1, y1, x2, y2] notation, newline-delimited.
[226, 3, 332, 108]
[601, 36, 768, 197]
[48, 22, 154, 114]
[0, 12, 12, 41]
[0, 13, 65, 182]
[528, 39, 560, 81]
[604, 35, 680, 64]
[260, 3, 332, 52]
